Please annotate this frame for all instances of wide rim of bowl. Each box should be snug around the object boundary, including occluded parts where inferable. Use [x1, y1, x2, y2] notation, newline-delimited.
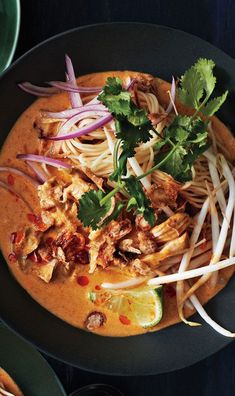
[1, 21, 235, 81]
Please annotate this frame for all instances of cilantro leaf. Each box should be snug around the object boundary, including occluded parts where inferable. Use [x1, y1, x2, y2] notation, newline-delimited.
[194, 58, 216, 96]
[154, 115, 209, 181]
[201, 91, 228, 116]
[125, 176, 155, 226]
[102, 77, 123, 95]
[178, 58, 227, 115]
[156, 145, 187, 180]
[178, 68, 204, 109]
[99, 78, 152, 181]
[98, 77, 131, 117]
[78, 190, 111, 230]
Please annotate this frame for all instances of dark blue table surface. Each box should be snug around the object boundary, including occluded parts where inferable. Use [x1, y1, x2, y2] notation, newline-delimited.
[14, 1, 235, 395]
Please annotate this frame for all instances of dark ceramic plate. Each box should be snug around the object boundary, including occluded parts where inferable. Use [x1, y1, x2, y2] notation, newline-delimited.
[0, 23, 235, 376]
[0, 323, 66, 395]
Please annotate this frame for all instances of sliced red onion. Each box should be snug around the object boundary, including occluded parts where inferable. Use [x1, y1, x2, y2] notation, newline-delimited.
[26, 161, 48, 183]
[43, 103, 107, 119]
[58, 110, 111, 135]
[65, 54, 83, 107]
[48, 81, 102, 93]
[126, 78, 137, 91]
[18, 82, 59, 97]
[0, 166, 40, 186]
[166, 76, 176, 114]
[43, 114, 113, 141]
[0, 181, 34, 211]
[17, 154, 71, 168]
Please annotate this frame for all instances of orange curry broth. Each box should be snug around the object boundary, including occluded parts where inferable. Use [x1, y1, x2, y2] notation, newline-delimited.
[0, 71, 233, 336]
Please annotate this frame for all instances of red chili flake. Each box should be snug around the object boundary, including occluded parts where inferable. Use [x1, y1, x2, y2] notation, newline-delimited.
[77, 275, 89, 286]
[27, 213, 47, 231]
[95, 285, 101, 291]
[10, 232, 17, 244]
[27, 213, 37, 222]
[119, 315, 131, 325]
[7, 174, 15, 185]
[8, 253, 17, 262]
[15, 231, 25, 244]
[165, 285, 176, 298]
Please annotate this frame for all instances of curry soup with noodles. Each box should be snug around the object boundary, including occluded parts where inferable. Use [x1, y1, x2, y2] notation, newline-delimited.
[0, 68, 235, 337]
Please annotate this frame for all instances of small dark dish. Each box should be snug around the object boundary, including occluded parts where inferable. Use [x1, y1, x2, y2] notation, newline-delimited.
[0, 324, 66, 395]
[0, 23, 235, 375]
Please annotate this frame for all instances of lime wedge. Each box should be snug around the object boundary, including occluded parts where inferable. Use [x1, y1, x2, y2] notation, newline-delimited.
[88, 285, 163, 328]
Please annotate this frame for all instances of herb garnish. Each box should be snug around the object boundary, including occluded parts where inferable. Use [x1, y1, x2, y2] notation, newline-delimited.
[78, 59, 228, 230]
[98, 77, 152, 181]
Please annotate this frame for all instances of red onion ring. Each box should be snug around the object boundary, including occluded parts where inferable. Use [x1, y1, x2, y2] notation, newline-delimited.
[48, 81, 102, 93]
[18, 82, 59, 97]
[43, 104, 107, 119]
[43, 114, 113, 141]
[65, 54, 83, 107]
[166, 76, 176, 114]
[0, 166, 40, 186]
[126, 78, 137, 91]
[26, 161, 48, 183]
[17, 154, 71, 168]
[58, 110, 111, 135]
[0, 181, 34, 211]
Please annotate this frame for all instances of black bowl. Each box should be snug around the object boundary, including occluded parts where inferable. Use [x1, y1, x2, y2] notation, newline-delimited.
[0, 23, 235, 375]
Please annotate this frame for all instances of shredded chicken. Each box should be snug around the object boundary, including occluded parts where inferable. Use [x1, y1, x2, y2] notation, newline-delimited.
[151, 213, 190, 243]
[137, 231, 157, 254]
[148, 171, 181, 209]
[38, 178, 63, 209]
[129, 258, 152, 276]
[14, 228, 41, 265]
[89, 220, 132, 273]
[14, 168, 192, 281]
[142, 232, 189, 268]
[79, 166, 104, 191]
[119, 239, 141, 254]
[34, 259, 58, 283]
[107, 219, 132, 241]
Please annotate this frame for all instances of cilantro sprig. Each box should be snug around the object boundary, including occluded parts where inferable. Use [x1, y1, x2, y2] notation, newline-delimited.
[143, 58, 228, 182]
[147, 115, 210, 181]
[98, 77, 152, 181]
[178, 58, 228, 117]
[78, 60, 228, 230]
